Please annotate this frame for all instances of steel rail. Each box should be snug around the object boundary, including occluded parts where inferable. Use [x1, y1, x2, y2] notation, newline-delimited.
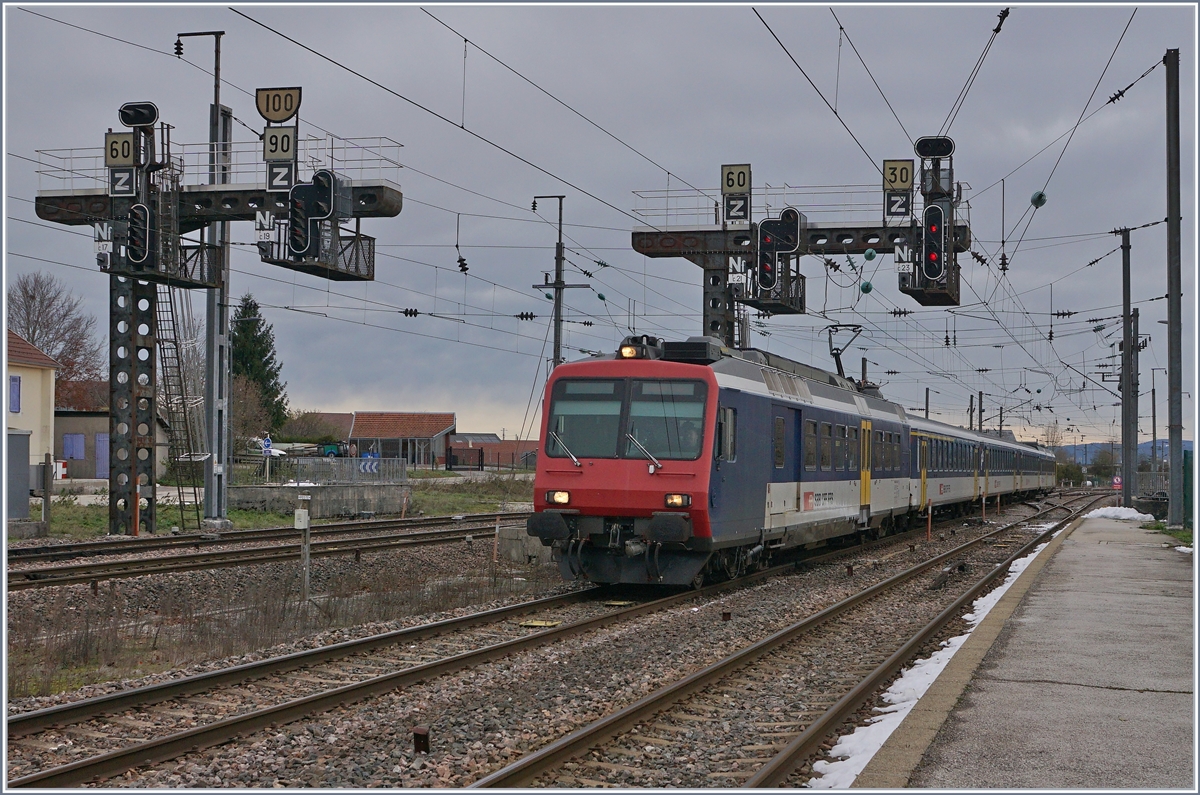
[6, 589, 601, 739]
[743, 494, 1107, 787]
[7, 511, 532, 563]
[7, 493, 1080, 787]
[469, 494, 1097, 788]
[8, 525, 521, 590]
[5, 505, 994, 789]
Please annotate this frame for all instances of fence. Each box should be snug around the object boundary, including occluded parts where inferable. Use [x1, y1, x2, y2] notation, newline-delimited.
[446, 448, 537, 472]
[1137, 472, 1169, 496]
[231, 456, 407, 485]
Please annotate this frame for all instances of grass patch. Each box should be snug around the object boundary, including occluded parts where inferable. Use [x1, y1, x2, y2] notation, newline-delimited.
[408, 474, 533, 516]
[1142, 520, 1192, 546]
[20, 475, 534, 541]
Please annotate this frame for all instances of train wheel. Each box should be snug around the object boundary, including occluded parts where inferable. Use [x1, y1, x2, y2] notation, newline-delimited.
[691, 570, 706, 590]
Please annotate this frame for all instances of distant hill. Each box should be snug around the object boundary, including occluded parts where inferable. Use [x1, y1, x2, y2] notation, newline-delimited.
[1058, 439, 1192, 464]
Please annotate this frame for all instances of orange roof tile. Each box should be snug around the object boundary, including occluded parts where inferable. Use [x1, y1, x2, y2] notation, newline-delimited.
[7, 330, 60, 370]
[350, 412, 455, 440]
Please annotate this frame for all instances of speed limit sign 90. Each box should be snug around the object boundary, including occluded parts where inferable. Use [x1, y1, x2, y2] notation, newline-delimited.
[721, 164, 751, 195]
[262, 127, 296, 162]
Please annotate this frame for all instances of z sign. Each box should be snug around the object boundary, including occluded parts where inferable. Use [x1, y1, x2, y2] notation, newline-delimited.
[724, 193, 749, 222]
[109, 167, 136, 197]
[266, 162, 295, 193]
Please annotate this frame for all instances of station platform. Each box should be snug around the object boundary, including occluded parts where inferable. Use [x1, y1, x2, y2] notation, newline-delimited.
[855, 514, 1195, 789]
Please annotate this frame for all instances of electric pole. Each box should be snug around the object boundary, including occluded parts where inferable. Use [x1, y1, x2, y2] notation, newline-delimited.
[1119, 227, 1136, 507]
[1165, 48, 1183, 527]
[925, 387, 930, 419]
[532, 195, 587, 369]
[178, 29, 232, 529]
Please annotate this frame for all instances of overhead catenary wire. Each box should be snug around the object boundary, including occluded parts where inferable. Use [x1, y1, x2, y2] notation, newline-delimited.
[229, 8, 660, 233]
[939, 7, 1010, 137]
[753, 8, 883, 177]
[828, 8, 913, 145]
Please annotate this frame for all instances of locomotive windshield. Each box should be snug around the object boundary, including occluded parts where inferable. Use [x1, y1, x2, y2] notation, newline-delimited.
[547, 378, 707, 461]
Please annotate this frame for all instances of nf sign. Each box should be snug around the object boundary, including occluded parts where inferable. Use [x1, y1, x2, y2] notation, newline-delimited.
[256, 87, 302, 123]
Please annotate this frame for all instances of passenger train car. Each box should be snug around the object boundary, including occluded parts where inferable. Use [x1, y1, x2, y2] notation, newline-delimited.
[527, 336, 1057, 587]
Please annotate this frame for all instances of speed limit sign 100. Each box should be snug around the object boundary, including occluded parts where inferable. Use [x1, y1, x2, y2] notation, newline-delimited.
[721, 164, 751, 195]
[256, 87, 302, 123]
[262, 127, 296, 162]
[105, 132, 137, 167]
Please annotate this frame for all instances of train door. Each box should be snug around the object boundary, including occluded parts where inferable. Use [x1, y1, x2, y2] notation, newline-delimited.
[919, 436, 928, 508]
[859, 419, 872, 524]
[973, 443, 979, 500]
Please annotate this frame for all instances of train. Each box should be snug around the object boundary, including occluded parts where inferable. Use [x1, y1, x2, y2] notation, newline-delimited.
[526, 335, 1057, 587]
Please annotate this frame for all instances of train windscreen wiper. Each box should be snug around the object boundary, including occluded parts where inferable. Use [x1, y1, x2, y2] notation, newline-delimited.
[626, 433, 663, 472]
[548, 430, 582, 467]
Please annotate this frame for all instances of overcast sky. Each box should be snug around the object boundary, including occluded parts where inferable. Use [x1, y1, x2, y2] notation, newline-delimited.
[5, 3, 1196, 446]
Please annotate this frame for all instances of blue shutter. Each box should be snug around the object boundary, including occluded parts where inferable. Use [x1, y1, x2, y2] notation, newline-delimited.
[9, 375, 20, 413]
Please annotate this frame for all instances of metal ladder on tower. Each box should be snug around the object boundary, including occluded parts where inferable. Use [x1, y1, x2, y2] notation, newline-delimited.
[155, 284, 204, 532]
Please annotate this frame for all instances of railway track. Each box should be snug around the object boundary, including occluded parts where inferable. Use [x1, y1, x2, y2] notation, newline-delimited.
[7, 511, 531, 564]
[470, 493, 1106, 787]
[6, 494, 1086, 787]
[7, 522, 523, 591]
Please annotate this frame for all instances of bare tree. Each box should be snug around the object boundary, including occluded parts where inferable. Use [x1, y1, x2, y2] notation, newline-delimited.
[1040, 422, 1063, 449]
[7, 271, 104, 381]
[231, 374, 271, 452]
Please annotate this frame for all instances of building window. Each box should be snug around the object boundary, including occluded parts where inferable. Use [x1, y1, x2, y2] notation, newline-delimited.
[9, 375, 20, 413]
[64, 433, 86, 460]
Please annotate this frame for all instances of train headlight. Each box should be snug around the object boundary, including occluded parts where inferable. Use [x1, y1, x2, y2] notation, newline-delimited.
[619, 345, 640, 359]
[546, 490, 571, 505]
[664, 493, 692, 508]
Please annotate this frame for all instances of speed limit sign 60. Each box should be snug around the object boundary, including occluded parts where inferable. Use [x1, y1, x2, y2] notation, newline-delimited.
[721, 164, 751, 195]
[262, 127, 296, 162]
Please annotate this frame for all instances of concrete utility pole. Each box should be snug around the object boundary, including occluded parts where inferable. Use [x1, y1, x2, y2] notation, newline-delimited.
[978, 390, 984, 432]
[532, 195, 587, 369]
[1119, 227, 1136, 507]
[925, 387, 930, 419]
[968, 394, 974, 430]
[1152, 367, 1165, 475]
[178, 30, 232, 529]
[1165, 48, 1184, 526]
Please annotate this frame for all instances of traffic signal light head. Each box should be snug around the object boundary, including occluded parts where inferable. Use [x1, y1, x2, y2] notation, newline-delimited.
[127, 204, 152, 266]
[118, 102, 159, 128]
[922, 204, 946, 281]
[310, 170, 336, 220]
[288, 184, 314, 258]
[756, 208, 802, 291]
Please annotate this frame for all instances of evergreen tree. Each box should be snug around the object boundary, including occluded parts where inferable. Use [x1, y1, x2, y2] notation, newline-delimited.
[231, 294, 288, 429]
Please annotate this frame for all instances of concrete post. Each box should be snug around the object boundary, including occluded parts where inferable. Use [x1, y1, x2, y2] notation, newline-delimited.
[1165, 49, 1183, 526]
[296, 493, 311, 602]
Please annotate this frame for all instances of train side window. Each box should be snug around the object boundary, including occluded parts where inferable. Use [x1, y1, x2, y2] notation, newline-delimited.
[848, 427, 860, 471]
[773, 417, 786, 469]
[873, 430, 884, 471]
[803, 420, 817, 470]
[834, 425, 846, 471]
[820, 423, 833, 471]
[716, 406, 737, 462]
[891, 433, 899, 471]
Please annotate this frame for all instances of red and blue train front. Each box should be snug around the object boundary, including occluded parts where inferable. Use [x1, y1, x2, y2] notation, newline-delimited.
[526, 355, 716, 586]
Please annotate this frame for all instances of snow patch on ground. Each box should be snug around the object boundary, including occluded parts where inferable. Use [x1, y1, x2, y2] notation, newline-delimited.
[806, 535, 1058, 789]
[1084, 506, 1155, 522]
[1175, 546, 1193, 554]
